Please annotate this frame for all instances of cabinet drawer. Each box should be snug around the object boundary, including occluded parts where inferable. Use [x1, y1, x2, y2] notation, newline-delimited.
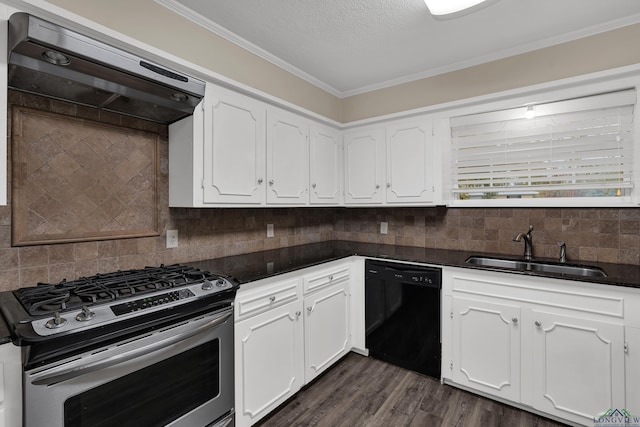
[236, 279, 300, 320]
[303, 265, 350, 295]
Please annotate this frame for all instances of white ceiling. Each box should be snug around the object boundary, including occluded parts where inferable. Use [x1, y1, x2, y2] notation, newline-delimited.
[159, 0, 640, 97]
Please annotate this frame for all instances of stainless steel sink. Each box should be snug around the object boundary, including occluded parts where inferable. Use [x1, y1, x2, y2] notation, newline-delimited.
[465, 256, 607, 278]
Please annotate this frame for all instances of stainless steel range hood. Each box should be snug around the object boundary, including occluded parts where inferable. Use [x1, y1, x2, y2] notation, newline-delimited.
[7, 13, 206, 124]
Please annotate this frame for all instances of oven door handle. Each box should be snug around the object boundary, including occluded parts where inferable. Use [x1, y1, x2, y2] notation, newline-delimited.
[31, 308, 232, 386]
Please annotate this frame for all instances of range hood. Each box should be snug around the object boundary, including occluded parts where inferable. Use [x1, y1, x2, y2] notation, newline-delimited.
[7, 13, 206, 124]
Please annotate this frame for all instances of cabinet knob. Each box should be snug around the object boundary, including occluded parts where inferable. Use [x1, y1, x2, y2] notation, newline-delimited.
[386, 183, 391, 188]
[269, 296, 276, 302]
[258, 178, 263, 184]
[535, 320, 542, 327]
[312, 183, 317, 188]
[295, 311, 301, 318]
[512, 317, 518, 324]
[375, 184, 380, 189]
[269, 179, 274, 186]
[329, 275, 334, 281]
[307, 306, 314, 313]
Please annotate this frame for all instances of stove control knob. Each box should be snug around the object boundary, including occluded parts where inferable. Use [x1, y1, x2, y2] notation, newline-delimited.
[201, 280, 214, 291]
[45, 312, 67, 329]
[76, 306, 96, 322]
[216, 278, 226, 287]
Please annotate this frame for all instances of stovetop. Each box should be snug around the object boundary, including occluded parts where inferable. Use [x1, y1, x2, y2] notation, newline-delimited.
[15, 264, 223, 317]
[1, 264, 238, 340]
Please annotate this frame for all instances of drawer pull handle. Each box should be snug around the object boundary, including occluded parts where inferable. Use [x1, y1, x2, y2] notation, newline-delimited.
[535, 320, 542, 328]
[329, 275, 334, 281]
[269, 296, 276, 302]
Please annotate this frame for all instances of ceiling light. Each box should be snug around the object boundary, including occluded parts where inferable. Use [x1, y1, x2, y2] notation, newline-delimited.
[424, 0, 499, 19]
[525, 105, 536, 119]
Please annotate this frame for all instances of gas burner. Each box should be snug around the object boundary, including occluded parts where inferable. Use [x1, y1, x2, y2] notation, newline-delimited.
[13, 264, 226, 317]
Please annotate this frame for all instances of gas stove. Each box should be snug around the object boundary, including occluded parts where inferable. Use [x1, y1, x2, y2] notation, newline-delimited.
[6, 264, 239, 427]
[0, 264, 239, 368]
[9, 264, 235, 337]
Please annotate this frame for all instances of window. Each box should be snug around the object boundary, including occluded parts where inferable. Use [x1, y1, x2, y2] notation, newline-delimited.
[450, 89, 636, 203]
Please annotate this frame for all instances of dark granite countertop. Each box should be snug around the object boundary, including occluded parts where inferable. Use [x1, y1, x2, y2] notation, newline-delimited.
[188, 240, 640, 289]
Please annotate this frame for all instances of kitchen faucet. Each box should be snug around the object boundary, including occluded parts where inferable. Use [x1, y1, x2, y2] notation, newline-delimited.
[558, 241, 567, 263]
[513, 225, 534, 261]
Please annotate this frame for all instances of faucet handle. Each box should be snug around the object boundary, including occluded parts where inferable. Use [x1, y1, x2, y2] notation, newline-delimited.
[557, 241, 567, 263]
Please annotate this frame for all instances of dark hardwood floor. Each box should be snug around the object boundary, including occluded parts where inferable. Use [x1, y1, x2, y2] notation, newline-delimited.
[256, 353, 568, 427]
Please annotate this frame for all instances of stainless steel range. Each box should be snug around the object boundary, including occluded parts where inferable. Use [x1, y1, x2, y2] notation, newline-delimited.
[0, 264, 238, 427]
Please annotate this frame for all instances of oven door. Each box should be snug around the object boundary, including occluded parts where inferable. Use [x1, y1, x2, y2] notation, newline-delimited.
[23, 307, 234, 427]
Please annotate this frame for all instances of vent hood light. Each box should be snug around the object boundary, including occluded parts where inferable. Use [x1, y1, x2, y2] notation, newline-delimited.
[42, 50, 70, 66]
[170, 92, 188, 102]
[424, 0, 499, 19]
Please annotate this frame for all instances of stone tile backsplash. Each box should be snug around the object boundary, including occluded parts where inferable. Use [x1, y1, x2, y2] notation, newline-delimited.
[2, 91, 638, 291]
[334, 207, 640, 266]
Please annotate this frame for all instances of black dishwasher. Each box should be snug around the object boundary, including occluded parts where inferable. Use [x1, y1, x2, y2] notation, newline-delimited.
[365, 259, 441, 379]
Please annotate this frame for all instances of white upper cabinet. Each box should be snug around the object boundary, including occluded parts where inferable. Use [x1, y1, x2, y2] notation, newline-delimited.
[266, 107, 309, 205]
[309, 124, 342, 205]
[343, 127, 385, 204]
[386, 118, 434, 204]
[169, 82, 441, 208]
[343, 118, 437, 206]
[203, 85, 266, 205]
[169, 83, 267, 207]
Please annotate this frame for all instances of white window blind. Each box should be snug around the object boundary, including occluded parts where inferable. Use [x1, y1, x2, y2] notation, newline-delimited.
[450, 89, 636, 199]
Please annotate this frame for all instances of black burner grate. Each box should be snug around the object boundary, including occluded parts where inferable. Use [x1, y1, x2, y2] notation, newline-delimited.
[14, 264, 219, 317]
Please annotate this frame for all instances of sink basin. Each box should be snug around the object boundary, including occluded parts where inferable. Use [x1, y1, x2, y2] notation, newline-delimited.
[465, 256, 607, 278]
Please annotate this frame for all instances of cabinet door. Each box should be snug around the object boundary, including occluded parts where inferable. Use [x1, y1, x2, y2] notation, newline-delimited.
[452, 296, 521, 402]
[266, 108, 309, 204]
[626, 326, 640, 420]
[309, 124, 342, 205]
[203, 85, 266, 204]
[304, 283, 350, 383]
[530, 311, 625, 426]
[343, 128, 385, 204]
[0, 343, 21, 427]
[386, 119, 434, 204]
[235, 300, 304, 427]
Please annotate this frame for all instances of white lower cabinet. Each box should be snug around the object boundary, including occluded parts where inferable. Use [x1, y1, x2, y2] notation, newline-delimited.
[304, 282, 350, 383]
[529, 311, 625, 424]
[0, 342, 21, 427]
[452, 297, 521, 402]
[235, 299, 304, 427]
[443, 268, 636, 427]
[234, 261, 351, 427]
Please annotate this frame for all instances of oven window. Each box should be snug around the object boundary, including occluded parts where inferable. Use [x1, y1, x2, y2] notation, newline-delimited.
[64, 339, 220, 427]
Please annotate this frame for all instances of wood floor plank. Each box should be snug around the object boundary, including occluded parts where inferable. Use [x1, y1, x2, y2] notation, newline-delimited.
[256, 353, 569, 427]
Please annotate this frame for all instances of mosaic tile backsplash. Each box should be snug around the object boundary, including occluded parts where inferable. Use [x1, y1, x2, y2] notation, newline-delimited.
[1, 91, 638, 291]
